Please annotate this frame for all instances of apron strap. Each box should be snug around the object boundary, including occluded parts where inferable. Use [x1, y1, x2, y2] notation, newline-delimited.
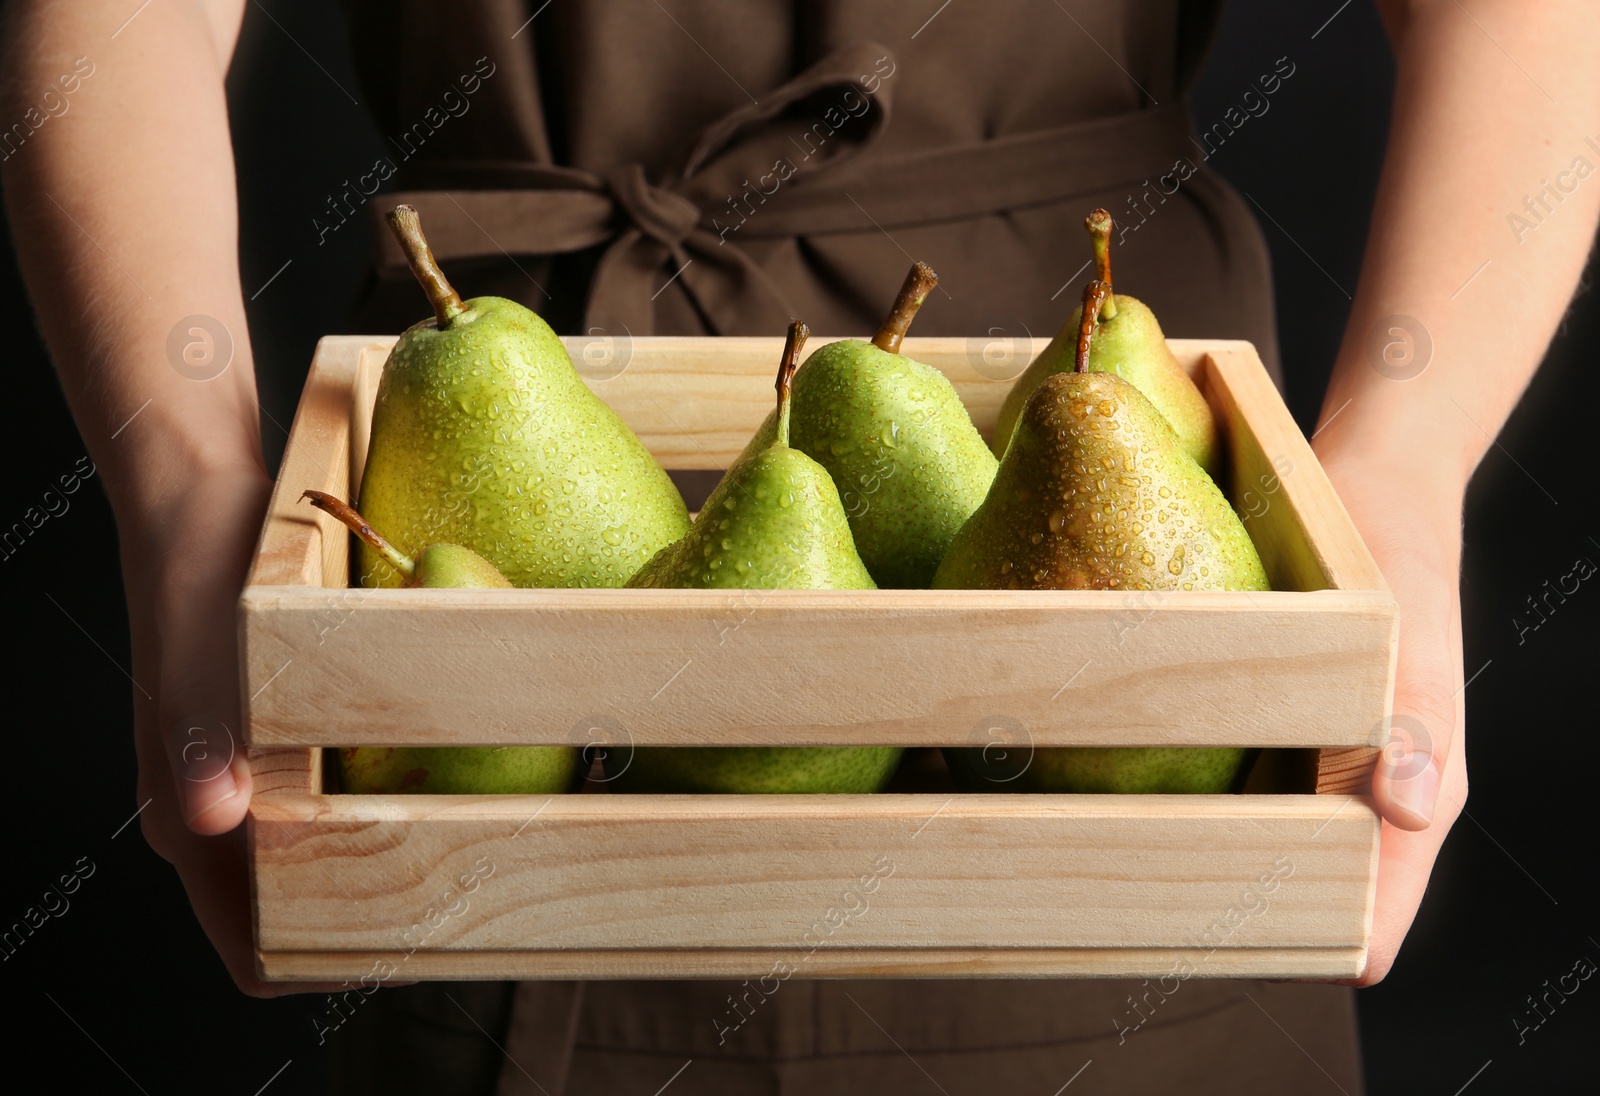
[369, 42, 1193, 335]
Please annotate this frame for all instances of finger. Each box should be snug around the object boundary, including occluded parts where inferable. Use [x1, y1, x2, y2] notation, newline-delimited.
[153, 813, 361, 997]
[151, 476, 270, 834]
[1371, 707, 1445, 831]
[157, 588, 252, 834]
[1371, 562, 1464, 831]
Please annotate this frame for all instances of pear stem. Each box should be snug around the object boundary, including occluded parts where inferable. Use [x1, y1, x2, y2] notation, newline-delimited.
[1085, 208, 1118, 320]
[301, 490, 416, 580]
[386, 204, 467, 328]
[871, 261, 939, 354]
[774, 320, 809, 448]
[1075, 279, 1112, 374]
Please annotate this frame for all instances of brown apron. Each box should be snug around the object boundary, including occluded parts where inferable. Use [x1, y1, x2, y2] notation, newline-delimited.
[330, 3, 1357, 1093]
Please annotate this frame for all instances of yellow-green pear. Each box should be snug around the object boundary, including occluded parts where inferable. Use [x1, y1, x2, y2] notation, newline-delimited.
[302, 491, 579, 795]
[736, 263, 998, 588]
[994, 209, 1219, 474]
[935, 282, 1267, 794]
[355, 205, 689, 590]
[613, 324, 900, 793]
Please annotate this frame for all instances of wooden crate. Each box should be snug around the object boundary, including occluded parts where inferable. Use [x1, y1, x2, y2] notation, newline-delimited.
[242, 336, 1393, 983]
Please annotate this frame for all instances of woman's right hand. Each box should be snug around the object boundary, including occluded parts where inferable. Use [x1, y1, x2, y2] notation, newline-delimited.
[2, 0, 361, 997]
[122, 464, 340, 996]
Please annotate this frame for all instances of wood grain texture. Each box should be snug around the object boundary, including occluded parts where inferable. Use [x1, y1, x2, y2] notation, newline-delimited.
[253, 792, 1378, 954]
[245, 337, 371, 589]
[249, 748, 324, 797]
[1314, 747, 1381, 796]
[1205, 348, 1389, 595]
[347, 342, 383, 513]
[241, 586, 1395, 748]
[259, 946, 1368, 983]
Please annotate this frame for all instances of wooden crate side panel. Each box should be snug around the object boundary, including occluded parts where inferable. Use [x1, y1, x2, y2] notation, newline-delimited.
[327, 337, 1372, 606]
[253, 794, 1378, 954]
[348, 343, 384, 507]
[1204, 348, 1388, 596]
[240, 588, 1395, 748]
[306, 336, 1370, 606]
[259, 945, 1367, 983]
[1197, 348, 1395, 796]
[343, 338, 1233, 470]
[246, 337, 367, 589]
[245, 338, 370, 796]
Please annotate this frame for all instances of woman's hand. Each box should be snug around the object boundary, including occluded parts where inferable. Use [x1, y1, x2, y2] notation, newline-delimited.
[1303, 0, 1600, 988]
[1317, 447, 1468, 985]
[121, 464, 340, 996]
[3, 0, 346, 993]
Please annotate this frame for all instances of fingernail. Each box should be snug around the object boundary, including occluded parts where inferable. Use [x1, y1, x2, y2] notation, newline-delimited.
[1385, 759, 1439, 827]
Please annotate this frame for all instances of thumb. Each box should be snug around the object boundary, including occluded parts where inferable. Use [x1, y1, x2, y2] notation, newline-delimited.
[160, 681, 252, 836]
[151, 488, 266, 836]
[1370, 584, 1463, 832]
[158, 609, 253, 833]
[1370, 704, 1446, 831]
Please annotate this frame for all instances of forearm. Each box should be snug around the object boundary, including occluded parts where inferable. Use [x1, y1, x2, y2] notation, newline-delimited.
[1, 0, 261, 543]
[1315, 0, 1600, 501]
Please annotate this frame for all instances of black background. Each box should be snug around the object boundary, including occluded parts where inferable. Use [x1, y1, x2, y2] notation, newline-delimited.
[1, 2, 1595, 1093]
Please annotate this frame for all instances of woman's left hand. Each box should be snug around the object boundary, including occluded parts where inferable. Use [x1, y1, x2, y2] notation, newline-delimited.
[1317, 446, 1468, 985]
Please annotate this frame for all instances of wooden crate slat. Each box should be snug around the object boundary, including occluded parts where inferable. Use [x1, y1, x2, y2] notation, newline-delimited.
[241, 585, 1394, 748]
[253, 793, 1378, 954]
[1205, 348, 1388, 595]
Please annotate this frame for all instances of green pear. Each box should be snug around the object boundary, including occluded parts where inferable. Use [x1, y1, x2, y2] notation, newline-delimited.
[737, 263, 998, 588]
[994, 209, 1219, 474]
[336, 744, 579, 796]
[935, 281, 1267, 794]
[356, 204, 689, 590]
[627, 323, 876, 592]
[303, 490, 510, 589]
[301, 491, 580, 795]
[945, 746, 1257, 795]
[614, 323, 900, 794]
